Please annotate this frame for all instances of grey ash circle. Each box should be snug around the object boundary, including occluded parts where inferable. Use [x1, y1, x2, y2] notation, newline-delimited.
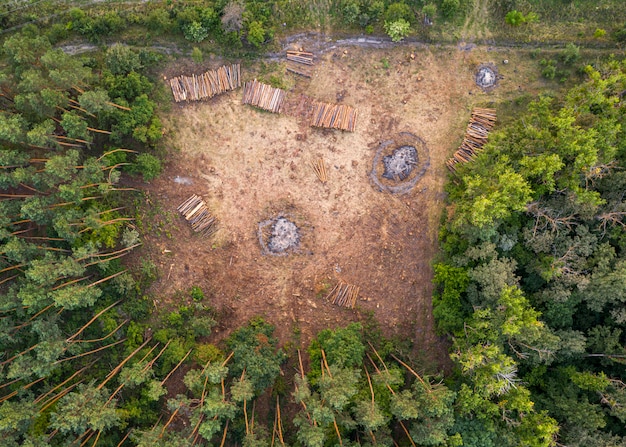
[268, 217, 300, 253]
[258, 216, 302, 255]
[370, 132, 429, 195]
[476, 63, 498, 90]
[382, 145, 418, 181]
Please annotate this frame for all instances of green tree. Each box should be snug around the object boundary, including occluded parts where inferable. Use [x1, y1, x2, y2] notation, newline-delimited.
[105, 44, 142, 75]
[384, 19, 411, 42]
[226, 318, 286, 394]
[246, 21, 266, 48]
[50, 382, 121, 434]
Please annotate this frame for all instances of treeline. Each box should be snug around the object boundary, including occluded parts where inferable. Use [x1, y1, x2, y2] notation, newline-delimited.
[0, 26, 169, 446]
[3, 0, 466, 45]
[3, 0, 626, 48]
[433, 59, 626, 446]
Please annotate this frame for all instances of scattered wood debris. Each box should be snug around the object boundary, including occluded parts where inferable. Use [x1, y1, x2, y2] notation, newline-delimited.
[286, 63, 313, 78]
[177, 194, 218, 237]
[325, 282, 360, 309]
[287, 50, 314, 65]
[169, 64, 241, 102]
[446, 108, 496, 172]
[310, 101, 358, 132]
[310, 158, 328, 183]
[242, 79, 286, 113]
[286, 50, 314, 78]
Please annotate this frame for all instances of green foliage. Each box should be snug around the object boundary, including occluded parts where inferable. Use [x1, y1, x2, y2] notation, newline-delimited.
[190, 286, 205, 301]
[440, 0, 460, 19]
[342, 0, 361, 25]
[133, 153, 163, 182]
[593, 28, 606, 38]
[505, 10, 538, 26]
[561, 43, 580, 65]
[105, 44, 143, 76]
[384, 19, 411, 42]
[539, 58, 557, 79]
[183, 21, 209, 42]
[432, 263, 469, 333]
[191, 47, 203, 63]
[385, 2, 412, 23]
[423, 3, 437, 20]
[50, 382, 120, 434]
[226, 318, 286, 393]
[505, 10, 525, 26]
[436, 58, 626, 446]
[309, 322, 364, 375]
[246, 21, 266, 48]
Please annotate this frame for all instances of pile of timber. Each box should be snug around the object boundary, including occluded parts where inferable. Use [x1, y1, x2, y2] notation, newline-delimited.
[446, 108, 497, 172]
[177, 194, 218, 237]
[325, 282, 360, 309]
[169, 64, 241, 102]
[242, 79, 286, 114]
[310, 101, 358, 132]
[287, 50, 314, 65]
[286, 50, 314, 78]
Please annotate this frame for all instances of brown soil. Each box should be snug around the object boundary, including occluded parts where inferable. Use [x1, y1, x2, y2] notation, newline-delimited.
[135, 42, 543, 371]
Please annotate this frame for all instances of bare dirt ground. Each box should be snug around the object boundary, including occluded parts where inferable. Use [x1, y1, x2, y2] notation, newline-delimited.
[136, 40, 545, 370]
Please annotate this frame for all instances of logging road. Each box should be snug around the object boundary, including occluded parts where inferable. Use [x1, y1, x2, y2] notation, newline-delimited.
[58, 31, 620, 58]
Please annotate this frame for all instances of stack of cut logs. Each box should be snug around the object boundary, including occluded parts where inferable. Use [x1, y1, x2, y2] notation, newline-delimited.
[169, 64, 241, 102]
[446, 108, 496, 172]
[325, 282, 360, 309]
[242, 79, 286, 114]
[177, 194, 219, 237]
[286, 50, 314, 78]
[310, 101, 358, 132]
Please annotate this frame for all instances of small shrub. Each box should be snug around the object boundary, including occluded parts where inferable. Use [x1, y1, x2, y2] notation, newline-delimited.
[561, 43, 580, 65]
[365, 24, 374, 34]
[368, 1, 385, 20]
[384, 19, 411, 42]
[540, 59, 556, 79]
[105, 44, 142, 75]
[385, 2, 412, 23]
[423, 4, 437, 20]
[47, 23, 69, 43]
[505, 10, 525, 26]
[615, 24, 626, 42]
[190, 286, 205, 302]
[140, 259, 158, 285]
[343, 1, 360, 25]
[358, 13, 371, 28]
[190, 315, 216, 337]
[167, 311, 183, 328]
[183, 21, 208, 42]
[191, 47, 203, 63]
[593, 28, 606, 38]
[505, 10, 537, 26]
[441, 0, 460, 19]
[246, 20, 265, 48]
[134, 153, 162, 182]
[267, 74, 287, 90]
[145, 9, 173, 32]
[193, 343, 223, 365]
